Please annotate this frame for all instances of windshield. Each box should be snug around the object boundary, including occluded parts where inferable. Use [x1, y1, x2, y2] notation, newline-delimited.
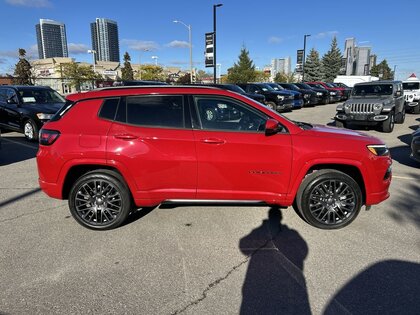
[268, 84, 283, 91]
[325, 83, 336, 88]
[352, 84, 393, 96]
[19, 88, 65, 104]
[260, 84, 275, 92]
[295, 83, 312, 89]
[403, 82, 420, 90]
[225, 84, 246, 94]
[310, 83, 325, 89]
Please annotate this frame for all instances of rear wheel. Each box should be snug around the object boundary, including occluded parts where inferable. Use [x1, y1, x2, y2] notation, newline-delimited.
[381, 111, 394, 133]
[395, 108, 405, 124]
[23, 119, 38, 141]
[68, 170, 132, 230]
[296, 170, 362, 229]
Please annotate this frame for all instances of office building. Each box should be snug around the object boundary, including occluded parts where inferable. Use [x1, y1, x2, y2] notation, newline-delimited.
[343, 38, 373, 76]
[91, 18, 120, 62]
[36, 19, 68, 59]
[271, 57, 291, 81]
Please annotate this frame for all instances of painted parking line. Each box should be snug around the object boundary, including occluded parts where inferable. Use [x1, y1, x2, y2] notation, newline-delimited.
[2, 137, 38, 150]
[393, 175, 418, 180]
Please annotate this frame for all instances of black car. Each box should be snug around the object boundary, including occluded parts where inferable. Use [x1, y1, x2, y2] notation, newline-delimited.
[410, 126, 420, 163]
[204, 84, 266, 104]
[294, 83, 330, 105]
[0, 85, 65, 141]
[277, 83, 317, 106]
[237, 83, 294, 112]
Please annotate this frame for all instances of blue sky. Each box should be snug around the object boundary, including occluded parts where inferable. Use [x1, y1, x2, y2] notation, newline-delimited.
[1, 0, 420, 80]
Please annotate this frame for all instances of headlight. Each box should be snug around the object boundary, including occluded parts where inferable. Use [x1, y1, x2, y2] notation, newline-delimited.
[367, 144, 389, 156]
[330, 91, 337, 96]
[316, 92, 323, 96]
[373, 103, 383, 111]
[344, 103, 351, 110]
[277, 95, 284, 100]
[37, 113, 54, 120]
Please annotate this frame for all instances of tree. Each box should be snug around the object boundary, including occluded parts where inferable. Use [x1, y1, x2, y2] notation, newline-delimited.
[175, 73, 191, 84]
[226, 47, 257, 83]
[370, 59, 393, 80]
[13, 49, 32, 85]
[121, 52, 134, 81]
[304, 48, 324, 82]
[322, 36, 343, 82]
[255, 70, 270, 82]
[274, 72, 297, 83]
[136, 65, 165, 81]
[59, 61, 98, 91]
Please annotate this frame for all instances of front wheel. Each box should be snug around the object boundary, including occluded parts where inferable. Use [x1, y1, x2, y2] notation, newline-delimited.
[335, 120, 347, 128]
[413, 103, 420, 114]
[23, 119, 39, 141]
[266, 101, 276, 110]
[381, 111, 394, 133]
[395, 109, 405, 124]
[68, 171, 132, 230]
[296, 170, 362, 229]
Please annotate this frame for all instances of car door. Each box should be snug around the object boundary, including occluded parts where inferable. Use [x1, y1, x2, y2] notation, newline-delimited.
[0, 87, 7, 126]
[106, 95, 197, 202]
[191, 95, 292, 202]
[395, 83, 404, 113]
[4, 88, 22, 130]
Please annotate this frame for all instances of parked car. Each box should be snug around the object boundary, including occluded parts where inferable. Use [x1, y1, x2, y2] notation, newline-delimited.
[294, 82, 330, 105]
[0, 85, 65, 141]
[329, 82, 352, 100]
[37, 85, 392, 230]
[266, 83, 303, 109]
[335, 81, 405, 133]
[411, 126, 420, 163]
[203, 84, 266, 104]
[306, 82, 342, 103]
[237, 83, 294, 112]
[402, 77, 420, 114]
[277, 83, 317, 106]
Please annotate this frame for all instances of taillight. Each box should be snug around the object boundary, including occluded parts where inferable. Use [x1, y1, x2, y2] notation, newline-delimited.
[39, 129, 60, 145]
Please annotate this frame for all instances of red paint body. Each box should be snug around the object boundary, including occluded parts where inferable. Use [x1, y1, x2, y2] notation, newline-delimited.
[36, 87, 391, 208]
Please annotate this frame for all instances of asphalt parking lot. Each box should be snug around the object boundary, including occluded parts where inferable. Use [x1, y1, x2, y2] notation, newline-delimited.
[0, 103, 419, 315]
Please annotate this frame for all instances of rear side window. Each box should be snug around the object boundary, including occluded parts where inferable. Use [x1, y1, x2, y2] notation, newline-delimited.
[126, 95, 184, 128]
[99, 98, 120, 120]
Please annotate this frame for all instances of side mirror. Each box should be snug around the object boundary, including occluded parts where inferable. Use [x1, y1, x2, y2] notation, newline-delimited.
[7, 97, 18, 105]
[394, 91, 402, 97]
[265, 119, 281, 136]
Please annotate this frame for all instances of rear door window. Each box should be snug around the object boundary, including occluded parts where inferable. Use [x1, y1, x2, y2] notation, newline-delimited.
[126, 95, 185, 128]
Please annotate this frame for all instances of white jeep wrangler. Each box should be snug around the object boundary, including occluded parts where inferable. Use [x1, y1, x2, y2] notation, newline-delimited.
[403, 74, 420, 114]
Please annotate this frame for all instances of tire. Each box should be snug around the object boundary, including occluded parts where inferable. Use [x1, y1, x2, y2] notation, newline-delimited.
[414, 104, 420, 114]
[23, 119, 39, 141]
[335, 120, 346, 128]
[68, 170, 132, 230]
[395, 108, 405, 124]
[296, 169, 362, 229]
[266, 101, 276, 110]
[381, 111, 394, 133]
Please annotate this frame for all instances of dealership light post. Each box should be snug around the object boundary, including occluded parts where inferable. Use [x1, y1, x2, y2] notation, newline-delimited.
[151, 55, 158, 66]
[173, 20, 193, 83]
[87, 49, 96, 73]
[213, 3, 223, 83]
[302, 34, 311, 82]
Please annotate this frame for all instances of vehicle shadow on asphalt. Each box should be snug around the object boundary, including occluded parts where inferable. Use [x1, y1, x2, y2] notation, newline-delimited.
[389, 176, 420, 229]
[323, 260, 420, 314]
[389, 131, 420, 168]
[0, 134, 38, 166]
[122, 207, 156, 226]
[239, 207, 311, 314]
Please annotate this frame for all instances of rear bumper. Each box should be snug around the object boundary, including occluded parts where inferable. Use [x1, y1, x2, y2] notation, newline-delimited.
[38, 178, 62, 199]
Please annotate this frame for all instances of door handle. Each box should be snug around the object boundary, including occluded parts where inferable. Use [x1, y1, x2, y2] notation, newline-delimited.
[114, 134, 138, 140]
[200, 138, 226, 145]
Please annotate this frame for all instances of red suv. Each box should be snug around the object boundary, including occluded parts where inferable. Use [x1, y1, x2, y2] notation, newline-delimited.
[36, 86, 392, 230]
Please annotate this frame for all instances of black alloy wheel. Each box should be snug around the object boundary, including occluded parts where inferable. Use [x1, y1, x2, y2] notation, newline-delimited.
[69, 171, 132, 230]
[296, 169, 362, 229]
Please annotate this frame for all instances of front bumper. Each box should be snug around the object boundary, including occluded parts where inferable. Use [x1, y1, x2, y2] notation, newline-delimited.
[335, 112, 389, 124]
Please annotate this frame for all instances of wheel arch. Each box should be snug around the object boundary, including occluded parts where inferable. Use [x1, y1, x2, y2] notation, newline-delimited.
[62, 165, 131, 200]
[291, 163, 366, 205]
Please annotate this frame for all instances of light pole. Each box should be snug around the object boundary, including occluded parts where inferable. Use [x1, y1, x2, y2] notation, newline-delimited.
[213, 3, 223, 83]
[302, 34, 311, 82]
[151, 56, 158, 66]
[173, 20, 193, 83]
[216, 63, 221, 81]
[87, 49, 97, 73]
[139, 48, 150, 80]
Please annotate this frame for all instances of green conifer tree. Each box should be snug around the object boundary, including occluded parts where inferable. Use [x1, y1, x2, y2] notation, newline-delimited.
[121, 52, 134, 81]
[304, 48, 324, 82]
[13, 49, 32, 85]
[322, 37, 343, 82]
[226, 47, 256, 83]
